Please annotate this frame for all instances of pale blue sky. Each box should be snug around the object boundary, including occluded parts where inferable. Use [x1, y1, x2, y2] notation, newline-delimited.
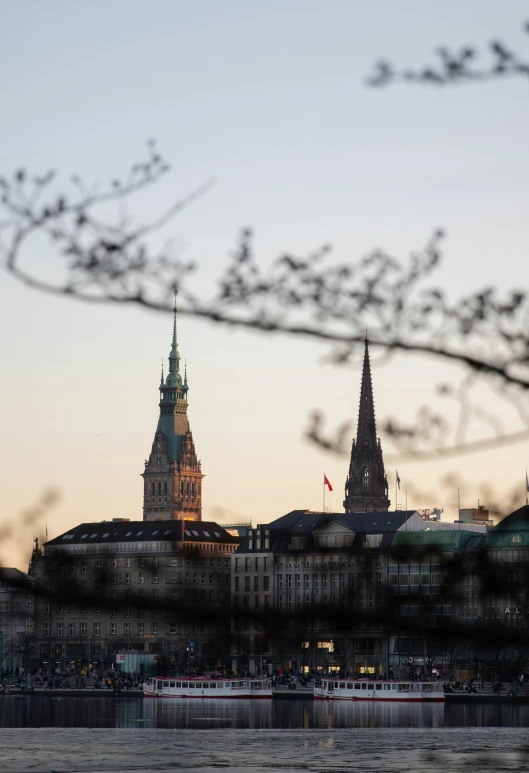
[1, 1, 528, 565]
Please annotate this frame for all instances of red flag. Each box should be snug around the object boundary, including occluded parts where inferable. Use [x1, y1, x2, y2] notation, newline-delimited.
[324, 475, 333, 492]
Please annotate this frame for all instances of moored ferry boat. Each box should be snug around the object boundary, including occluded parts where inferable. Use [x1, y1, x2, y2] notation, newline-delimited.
[314, 678, 445, 702]
[143, 676, 273, 699]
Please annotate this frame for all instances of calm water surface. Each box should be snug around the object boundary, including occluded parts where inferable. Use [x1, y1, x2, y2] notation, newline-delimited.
[1, 696, 529, 729]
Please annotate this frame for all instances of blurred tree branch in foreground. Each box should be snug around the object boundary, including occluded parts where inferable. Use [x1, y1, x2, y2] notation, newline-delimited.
[1, 147, 529, 463]
[368, 20, 529, 87]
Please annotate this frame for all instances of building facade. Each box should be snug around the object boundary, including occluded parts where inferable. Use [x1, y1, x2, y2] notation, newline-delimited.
[0, 568, 35, 673]
[31, 520, 239, 672]
[232, 509, 429, 676]
[142, 300, 204, 521]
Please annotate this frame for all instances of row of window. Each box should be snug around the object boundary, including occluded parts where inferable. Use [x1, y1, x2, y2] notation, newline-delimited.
[276, 573, 384, 589]
[45, 557, 160, 574]
[234, 557, 272, 572]
[166, 572, 230, 585]
[276, 557, 383, 569]
[149, 481, 197, 497]
[388, 573, 444, 586]
[43, 622, 160, 637]
[234, 576, 270, 592]
[274, 592, 386, 609]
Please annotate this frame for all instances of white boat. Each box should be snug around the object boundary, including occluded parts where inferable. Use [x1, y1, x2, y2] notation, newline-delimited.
[314, 678, 445, 702]
[143, 676, 273, 699]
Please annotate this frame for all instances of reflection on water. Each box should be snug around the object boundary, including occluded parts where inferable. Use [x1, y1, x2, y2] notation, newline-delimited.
[1, 696, 529, 729]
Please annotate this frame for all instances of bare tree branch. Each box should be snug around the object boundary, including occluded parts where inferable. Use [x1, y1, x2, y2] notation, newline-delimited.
[367, 21, 529, 88]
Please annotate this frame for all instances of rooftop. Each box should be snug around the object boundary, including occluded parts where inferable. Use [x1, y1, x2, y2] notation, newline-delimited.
[46, 520, 240, 547]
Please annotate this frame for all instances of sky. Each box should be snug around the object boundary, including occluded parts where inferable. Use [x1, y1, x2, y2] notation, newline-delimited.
[1, 1, 529, 569]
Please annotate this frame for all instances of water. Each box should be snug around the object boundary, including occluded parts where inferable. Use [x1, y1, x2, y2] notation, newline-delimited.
[1, 695, 529, 729]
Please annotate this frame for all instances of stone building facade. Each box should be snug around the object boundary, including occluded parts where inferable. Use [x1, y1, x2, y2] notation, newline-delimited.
[31, 520, 238, 671]
[231, 509, 429, 676]
[231, 509, 496, 678]
[0, 568, 35, 673]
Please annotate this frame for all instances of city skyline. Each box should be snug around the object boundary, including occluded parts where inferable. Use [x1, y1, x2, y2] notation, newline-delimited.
[2, 1, 529, 571]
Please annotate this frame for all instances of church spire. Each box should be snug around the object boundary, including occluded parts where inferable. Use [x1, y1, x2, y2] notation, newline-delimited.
[343, 335, 390, 513]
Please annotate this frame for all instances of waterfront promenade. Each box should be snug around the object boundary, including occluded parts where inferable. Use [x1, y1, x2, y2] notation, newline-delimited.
[4, 678, 529, 702]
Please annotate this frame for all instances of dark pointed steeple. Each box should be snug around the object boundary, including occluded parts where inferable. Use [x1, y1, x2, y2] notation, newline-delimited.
[344, 334, 390, 512]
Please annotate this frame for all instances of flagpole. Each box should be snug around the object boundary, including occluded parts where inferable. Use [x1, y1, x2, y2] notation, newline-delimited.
[405, 490, 408, 532]
[457, 488, 460, 530]
[395, 471, 398, 513]
[323, 475, 325, 512]
[526, 469, 528, 507]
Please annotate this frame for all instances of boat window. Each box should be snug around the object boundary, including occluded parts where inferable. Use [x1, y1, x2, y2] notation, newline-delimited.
[195, 682, 201, 688]
[231, 682, 237, 688]
[176, 682, 181, 688]
[354, 683, 361, 690]
[361, 683, 367, 690]
[188, 683, 195, 688]
[347, 683, 353, 689]
[391, 684, 396, 690]
[210, 683, 216, 688]
[323, 681, 327, 689]
[163, 681, 169, 688]
[225, 682, 231, 687]
[157, 681, 163, 689]
[334, 682, 339, 688]
[170, 682, 175, 688]
[375, 684, 382, 690]
[203, 683, 209, 688]
[384, 684, 391, 690]
[339, 682, 345, 689]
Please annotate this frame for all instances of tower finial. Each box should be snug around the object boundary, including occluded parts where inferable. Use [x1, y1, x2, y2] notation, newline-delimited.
[365, 328, 368, 342]
[160, 358, 164, 386]
[172, 288, 178, 349]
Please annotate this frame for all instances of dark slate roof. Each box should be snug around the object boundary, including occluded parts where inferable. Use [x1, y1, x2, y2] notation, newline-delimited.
[267, 510, 413, 534]
[237, 510, 417, 554]
[0, 568, 34, 586]
[46, 520, 239, 547]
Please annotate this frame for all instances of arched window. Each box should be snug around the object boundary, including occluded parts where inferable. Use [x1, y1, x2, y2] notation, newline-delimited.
[157, 482, 161, 495]
[164, 482, 168, 495]
[151, 483, 155, 495]
[363, 467, 370, 488]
